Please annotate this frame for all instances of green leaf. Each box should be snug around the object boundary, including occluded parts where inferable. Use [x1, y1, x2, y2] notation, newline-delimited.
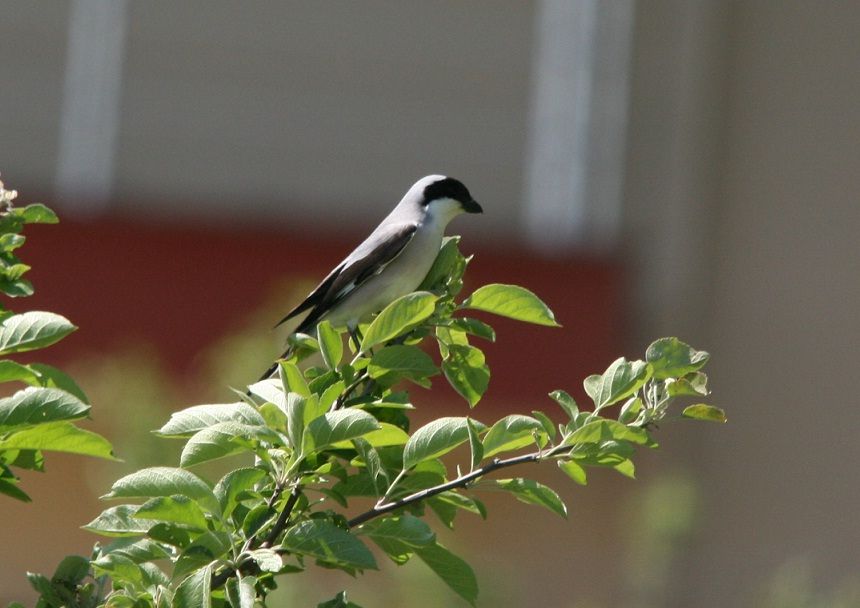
[618, 397, 642, 424]
[285, 392, 307, 451]
[646, 337, 710, 380]
[282, 519, 377, 570]
[0, 311, 76, 355]
[91, 553, 144, 585]
[103, 467, 219, 514]
[352, 437, 388, 495]
[214, 467, 267, 517]
[226, 576, 257, 608]
[0, 476, 31, 502]
[481, 415, 544, 458]
[0, 360, 40, 384]
[461, 283, 560, 327]
[317, 320, 344, 370]
[368, 344, 439, 385]
[584, 358, 651, 409]
[15, 203, 59, 224]
[306, 409, 380, 452]
[0, 421, 115, 459]
[0, 233, 26, 252]
[331, 422, 409, 449]
[432, 491, 487, 520]
[359, 515, 435, 564]
[492, 478, 567, 518]
[414, 543, 478, 606]
[174, 531, 232, 580]
[0, 387, 89, 431]
[102, 537, 171, 563]
[279, 361, 310, 397]
[418, 236, 466, 293]
[247, 548, 283, 573]
[531, 410, 557, 440]
[564, 419, 649, 446]
[157, 402, 266, 437]
[403, 416, 475, 470]
[682, 403, 727, 423]
[466, 418, 483, 471]
[173, 564, 212, 608]
[558, 460, 587, 485]
[447, 317, 496, 342]
[548, 390, 579, 419]
[52, 554, 90, 585]
[82, 505, 159, 537]
[667, 372, 709, 397]
[441, 344, 490, 407]
[358, 514, 435, 547]
[27, 363, 89, 403]
[134, 495, 210, 530]
[360, 291, 439, 352]
[180, 421, 272, 468]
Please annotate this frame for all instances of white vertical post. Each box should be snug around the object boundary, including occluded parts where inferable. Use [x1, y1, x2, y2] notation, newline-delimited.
[55, 0, 129, 213]
[523, 0, 634, 252]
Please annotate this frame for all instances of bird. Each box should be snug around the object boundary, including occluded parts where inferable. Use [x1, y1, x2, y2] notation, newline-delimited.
[258, 175, 482, 380]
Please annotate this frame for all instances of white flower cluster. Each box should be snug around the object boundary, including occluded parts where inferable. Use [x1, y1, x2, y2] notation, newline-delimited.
[0, 173, 19, 210]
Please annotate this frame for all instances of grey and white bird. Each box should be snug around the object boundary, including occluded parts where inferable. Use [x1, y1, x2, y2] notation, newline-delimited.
[259, 175, 482, 380]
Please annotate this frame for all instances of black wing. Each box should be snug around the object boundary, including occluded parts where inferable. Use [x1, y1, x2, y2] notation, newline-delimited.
[275, 223, 418, 333]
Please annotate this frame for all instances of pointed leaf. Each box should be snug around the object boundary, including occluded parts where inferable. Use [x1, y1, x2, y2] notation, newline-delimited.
[214, 467, 267, 517]
[103, 467, 219, 513]
[0, 421, 115, 459]
[646, 337, 710, 380]
[306, 409, 380, 452]
[441, 344, 489, 407]
[558, 460, 587, 485]
[318, 321, 344, 370]
[414, 543, 478, 606]
[83, 505, 159, 537]
[158, 402, 266, 437]
[0, 311, 76, 355]
[282, 519, 377, 570]
[134, 495, 209, 530]
[492, 478, 567, 518]
[584, 358, 651, 408]
[682, 403, 727, 423]
[360, 292, 439, 352]
[27, 363, 89, 403]
[481, 415, 544, 458]
[368, 345, 439, 385]
[180, 421, 274, 468]
[466, 418, 483, 471]
[548, 390, 579, 419]
[0, 387, 89, 431]
[173, 564, 212, 608]
[403, 417, 476, 470]
[563, 419, 649, 446]
[279, 361, 310, 397]
[461, 283, 559, 327]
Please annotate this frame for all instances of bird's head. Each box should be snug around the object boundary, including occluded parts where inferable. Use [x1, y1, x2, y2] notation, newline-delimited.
[413, 175, 483, 221]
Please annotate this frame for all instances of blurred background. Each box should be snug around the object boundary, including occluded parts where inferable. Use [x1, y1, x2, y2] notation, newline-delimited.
[1, 1, 859, 606]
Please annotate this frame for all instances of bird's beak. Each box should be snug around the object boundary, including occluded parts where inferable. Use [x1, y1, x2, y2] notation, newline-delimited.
[462, 199, 483, 214]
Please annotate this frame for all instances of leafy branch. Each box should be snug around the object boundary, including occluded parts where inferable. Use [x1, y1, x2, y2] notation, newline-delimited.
[19, 236, 724, 608]
[0, 176, 115, 504]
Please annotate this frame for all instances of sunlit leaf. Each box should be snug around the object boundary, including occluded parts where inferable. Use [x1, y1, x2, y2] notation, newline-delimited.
[461, 284, 559, 327]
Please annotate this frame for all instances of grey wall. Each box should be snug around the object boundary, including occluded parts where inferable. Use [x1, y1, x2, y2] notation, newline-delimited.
[1, 1, 535, 237]
[626, 2, 860, 605]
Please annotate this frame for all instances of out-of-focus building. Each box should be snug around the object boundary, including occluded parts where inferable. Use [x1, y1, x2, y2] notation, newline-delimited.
[1, 2, 859, 606]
